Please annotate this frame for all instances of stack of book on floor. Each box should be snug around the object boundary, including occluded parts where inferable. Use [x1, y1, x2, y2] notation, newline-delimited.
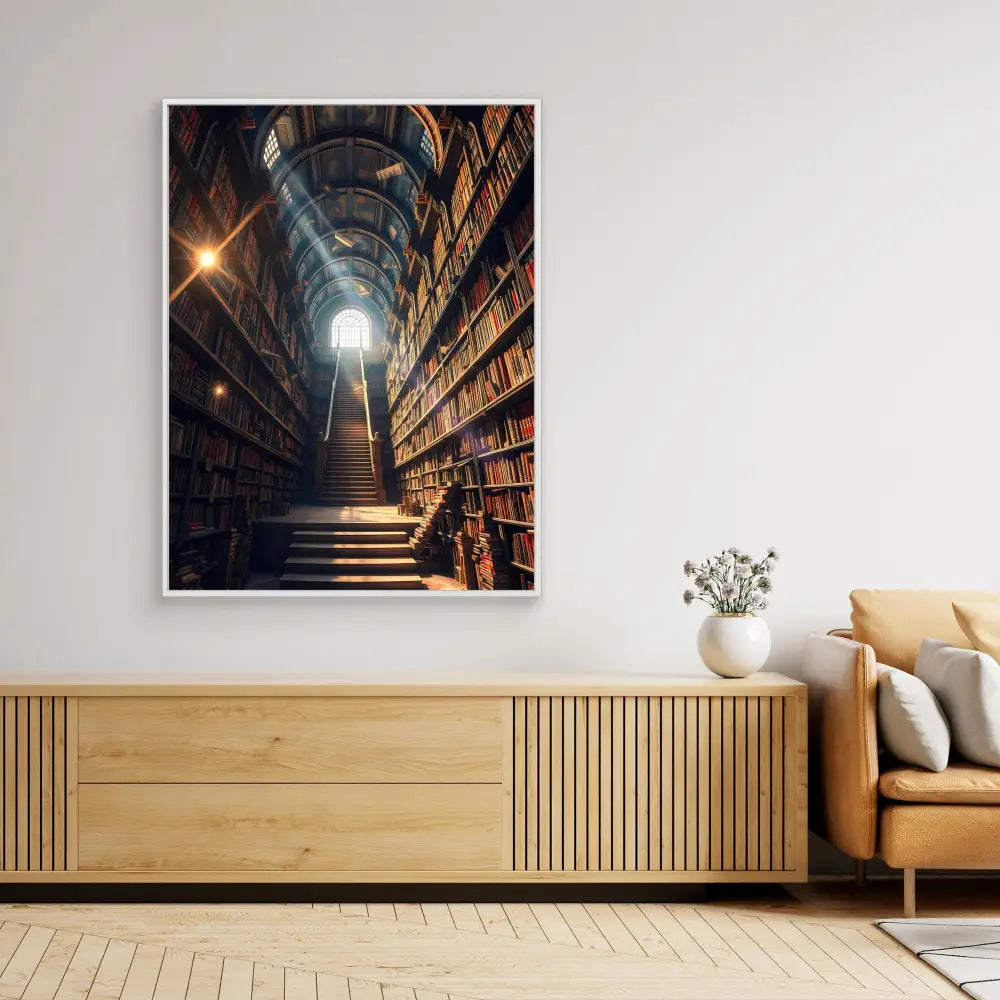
[410, 483, 461, 557]
[473, 526, 513, 590]
[511, 531, 534, 569]
[171, 548, 207, 589]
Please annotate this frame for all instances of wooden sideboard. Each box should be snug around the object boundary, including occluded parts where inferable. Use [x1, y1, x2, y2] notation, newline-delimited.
[0, 673, 806, 883]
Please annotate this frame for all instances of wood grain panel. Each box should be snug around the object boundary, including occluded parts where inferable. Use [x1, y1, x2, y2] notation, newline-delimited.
[1, 697, 73, 871]
[78, 783, 501, 872]
[505, 693, 803, 875]
[79, 697, 501, 783]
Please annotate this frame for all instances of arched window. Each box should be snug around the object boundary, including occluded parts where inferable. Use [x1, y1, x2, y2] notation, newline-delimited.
[331, 307, 371, 350]
[263, 129, 280, 171]
[418, 128, 434, 167]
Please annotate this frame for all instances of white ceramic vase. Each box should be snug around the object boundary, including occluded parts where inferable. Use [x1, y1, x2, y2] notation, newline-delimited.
[697, 614, 771, 678]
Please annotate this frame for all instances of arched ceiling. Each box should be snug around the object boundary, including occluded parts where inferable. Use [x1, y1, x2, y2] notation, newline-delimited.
[243, 105, 441, 343]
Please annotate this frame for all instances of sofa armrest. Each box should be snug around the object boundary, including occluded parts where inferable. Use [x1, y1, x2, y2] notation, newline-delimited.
[802, 632, 879, 860]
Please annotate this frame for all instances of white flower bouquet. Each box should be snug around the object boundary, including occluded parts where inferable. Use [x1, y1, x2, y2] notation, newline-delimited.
[683, 547, 778, 615]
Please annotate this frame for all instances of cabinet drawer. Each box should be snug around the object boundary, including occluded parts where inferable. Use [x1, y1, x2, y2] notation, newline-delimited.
[79, 697, 501, 783]
[79, 783, 501, 872]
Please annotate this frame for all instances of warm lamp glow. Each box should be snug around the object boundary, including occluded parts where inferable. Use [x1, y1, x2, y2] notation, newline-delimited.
[199, 249, 217, 268]
[213, 383, 226, 396]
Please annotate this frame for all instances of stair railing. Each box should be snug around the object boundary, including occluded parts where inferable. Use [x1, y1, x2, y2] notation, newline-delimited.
[314, 346, 341, 501]
[322, 346, 341, 443]
[359, 347, 387, 504]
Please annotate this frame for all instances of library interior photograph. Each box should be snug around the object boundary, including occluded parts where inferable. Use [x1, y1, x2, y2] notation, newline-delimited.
[167, 103, 537, 594]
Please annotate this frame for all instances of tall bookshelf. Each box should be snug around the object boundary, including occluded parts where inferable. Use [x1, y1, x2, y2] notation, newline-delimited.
[167, 107, 314, 589]
[385, 106, 536, 591]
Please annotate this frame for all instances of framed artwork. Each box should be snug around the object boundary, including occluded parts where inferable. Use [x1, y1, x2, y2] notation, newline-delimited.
[164, 101, 538, 596]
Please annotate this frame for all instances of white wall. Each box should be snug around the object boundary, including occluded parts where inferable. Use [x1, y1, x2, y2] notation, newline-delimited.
[1, 0, 997, 676]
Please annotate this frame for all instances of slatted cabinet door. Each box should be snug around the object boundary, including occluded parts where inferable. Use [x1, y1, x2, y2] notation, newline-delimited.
[507, 694, 806, 879]
[1, 696, 76, 872]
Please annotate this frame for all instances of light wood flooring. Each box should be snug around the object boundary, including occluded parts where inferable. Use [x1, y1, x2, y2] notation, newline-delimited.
[1, 880, 997, 1000]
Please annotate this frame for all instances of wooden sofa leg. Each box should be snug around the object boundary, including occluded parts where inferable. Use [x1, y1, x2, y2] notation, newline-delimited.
[903, 868, 916, 918]
[855, 859, 867, 887]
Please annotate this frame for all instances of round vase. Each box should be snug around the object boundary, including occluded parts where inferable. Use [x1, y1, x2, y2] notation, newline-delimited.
[697, 614, 771, 678]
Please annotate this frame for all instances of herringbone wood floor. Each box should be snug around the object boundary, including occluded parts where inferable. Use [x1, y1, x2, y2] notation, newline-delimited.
[1, 881, 995, 1000]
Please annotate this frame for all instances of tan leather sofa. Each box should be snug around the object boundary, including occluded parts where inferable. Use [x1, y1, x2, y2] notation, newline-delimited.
[803, 589, 1000, 916]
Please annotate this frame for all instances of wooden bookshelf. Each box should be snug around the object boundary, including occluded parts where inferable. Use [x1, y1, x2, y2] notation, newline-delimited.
[384, 106, 536, 590]
[167, 107, 308, 588]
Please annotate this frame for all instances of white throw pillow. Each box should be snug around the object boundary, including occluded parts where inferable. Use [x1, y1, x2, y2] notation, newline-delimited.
[876, 664, 951, 771]
[915, 639, 1000, 767]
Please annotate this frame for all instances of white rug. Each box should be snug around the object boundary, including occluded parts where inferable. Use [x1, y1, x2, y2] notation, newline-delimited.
[878, 919, 1000, 999]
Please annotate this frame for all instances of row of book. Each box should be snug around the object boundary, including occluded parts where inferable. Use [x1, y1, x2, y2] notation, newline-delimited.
[392, 331, 533, 463]
[395, 401, 534, 507]
[169, 106, 200, 156]
[452, 464, 477, 487]
[421, 112, 530, 324]
[481, 450, 534, 486]
[484, 487, 534, 523]
[175, 282, 306, 420]
[509, 199, 534, 256]
[412, 285, 526, 428]
[430, 220, 449, 277]
[170, 159, 311, 386]
[385, 113, 533, 407]
[524, 250, 535, 290]
[237, 225, 262, 284]
[388, 310, 466, 414]
[217, 326, 254, 385]
[169, 344, 302, 464]
[195, 470, 233, 497]
[466, 261, 495, 315]
[169, 416, 199, 456]
[461, 109, 534, 251]
[206, 152, 238, 231]
[463, 492, 484, 517]
[187, 498, 231, 534]
[169, 462, 190, 495]
[510, 531, 535, 569]
[481, 105, 513, 152]
[470, 400, 534, 453]
[450, 150, 481, 235]
[414, 265, 430, 318]
[197, 126, 223, 189]
[451, 535, 476, 590]
[202, 430, 240, 467]
[172, 189, 209, 245]
[171, 288, 210, 343]
[390, 289, 529, 445]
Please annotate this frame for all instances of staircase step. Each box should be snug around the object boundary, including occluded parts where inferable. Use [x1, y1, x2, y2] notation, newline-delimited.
[293, 531, 410, 543]
[289, 543, 412, 557]
[280, 574, 424, 590]
[283, 557, 418, 574]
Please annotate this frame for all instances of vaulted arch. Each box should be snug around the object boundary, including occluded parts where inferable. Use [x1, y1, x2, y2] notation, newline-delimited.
[246, 104, 441, 336]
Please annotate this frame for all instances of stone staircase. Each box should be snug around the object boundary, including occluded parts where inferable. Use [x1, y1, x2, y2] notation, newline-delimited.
[318, 354, 378, 506]
[279, 522, 425, 590]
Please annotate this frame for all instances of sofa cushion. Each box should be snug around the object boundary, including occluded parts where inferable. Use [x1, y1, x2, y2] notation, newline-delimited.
[880, 764, 1000, 804]
[915, 639, 1000, 767]
[850, 590, 1000, 671]
[876, 664, 950, 771]
[954, 601, 1000, 662]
